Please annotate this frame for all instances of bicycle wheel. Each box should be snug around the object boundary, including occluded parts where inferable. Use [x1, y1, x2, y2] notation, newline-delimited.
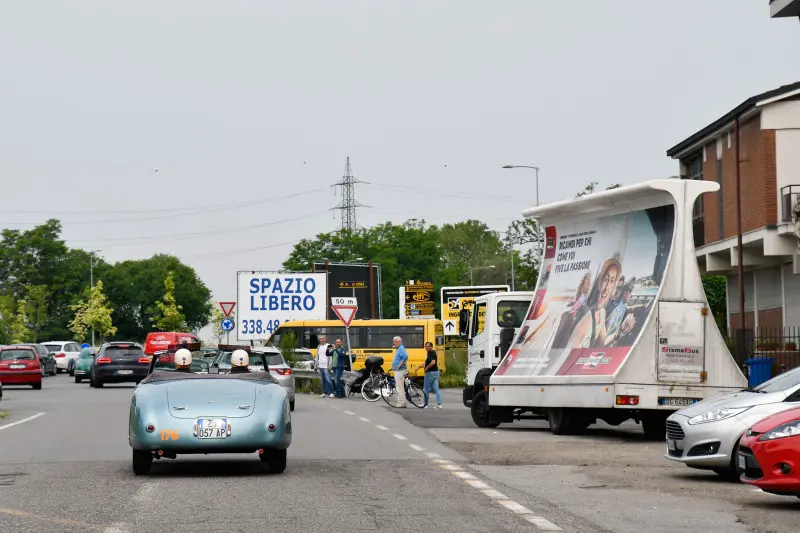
[382, 379, 402, 407]
[361, 375, 382, 402]
[406, 380, 425, 408]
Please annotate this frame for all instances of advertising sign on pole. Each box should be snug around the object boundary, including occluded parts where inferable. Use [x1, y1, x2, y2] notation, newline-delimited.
[404, 279, 435, 319]
[236, 271, 327, 340]
[312, 261, 382, 319]
[440, 285, 510, 335]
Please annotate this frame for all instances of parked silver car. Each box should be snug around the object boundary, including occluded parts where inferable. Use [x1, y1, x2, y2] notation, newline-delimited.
[213, 347, 296, 411]
[665, 366, 800, 477]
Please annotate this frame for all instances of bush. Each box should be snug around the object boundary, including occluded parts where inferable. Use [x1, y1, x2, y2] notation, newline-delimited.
[440, 349, 466, 388]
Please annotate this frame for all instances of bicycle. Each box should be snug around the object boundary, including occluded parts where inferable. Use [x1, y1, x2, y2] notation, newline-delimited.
[362, 370, 424, 408]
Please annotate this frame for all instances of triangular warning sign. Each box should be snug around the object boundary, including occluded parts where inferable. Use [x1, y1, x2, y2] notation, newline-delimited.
[219, 301, 236, 317]
[332, 305, 358, 327]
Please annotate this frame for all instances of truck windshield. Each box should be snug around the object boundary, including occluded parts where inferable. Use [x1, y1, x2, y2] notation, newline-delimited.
[496, 300, 530, 328]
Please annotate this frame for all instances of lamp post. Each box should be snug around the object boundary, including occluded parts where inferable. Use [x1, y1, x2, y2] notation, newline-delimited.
[88, 250, 101, 346]
[470, 265, 496, 285]
[503, 165, 543, 267]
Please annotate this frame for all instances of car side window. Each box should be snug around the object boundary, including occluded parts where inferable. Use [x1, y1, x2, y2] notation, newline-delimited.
[785, 387, 800, 402]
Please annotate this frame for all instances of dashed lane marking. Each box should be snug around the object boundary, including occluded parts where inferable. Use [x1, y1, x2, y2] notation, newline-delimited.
[425, 452, 441, 458]
[466, 479, 492, 490]
[393, 434, 407, 440]
[482, 489, 508, 500]
[452, 471, 477, 480]
[375, 425, 388, 430]
[0, 412, 46, 431]
[497, 500, 532, 514]
[358, 417, 370, 422]
[440, 464, 464, 471]
[344, 410, 355, 415]
[104, 523, 130, 533]
[409, 444, 425, 451]
[523, 515, 563, 531]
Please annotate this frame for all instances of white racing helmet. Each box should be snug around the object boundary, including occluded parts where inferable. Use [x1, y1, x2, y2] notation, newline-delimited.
[231, 349, 249, 367]
[175, 348, 192, 367]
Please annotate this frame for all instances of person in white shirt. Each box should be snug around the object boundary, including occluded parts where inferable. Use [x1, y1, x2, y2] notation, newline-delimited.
[315, 336, 334, 398]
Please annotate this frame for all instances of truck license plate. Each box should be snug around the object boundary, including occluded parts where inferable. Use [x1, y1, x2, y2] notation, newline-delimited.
[659, 397, 701, 407]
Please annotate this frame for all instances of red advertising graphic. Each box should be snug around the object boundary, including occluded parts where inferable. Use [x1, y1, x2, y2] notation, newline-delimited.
[496, 205, 675, 377]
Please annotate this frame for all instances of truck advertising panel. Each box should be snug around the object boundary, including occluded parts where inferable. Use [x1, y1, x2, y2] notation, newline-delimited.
[494, 205, 674, 377]
[237, 271, 327, 340]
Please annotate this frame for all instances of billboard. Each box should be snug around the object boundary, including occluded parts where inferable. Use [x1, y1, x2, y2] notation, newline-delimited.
[236, 272, 327, 340]
[493, 205, 674, 377]
[312, 262, 381, 319]
[440, 285, 510, 336]
[404, 279, 435, 319]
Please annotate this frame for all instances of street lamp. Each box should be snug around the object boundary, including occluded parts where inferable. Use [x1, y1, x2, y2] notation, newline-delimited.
[88, 250, 101, 346]
[502, 165, 540, 206]
[470, 265, 495, 285]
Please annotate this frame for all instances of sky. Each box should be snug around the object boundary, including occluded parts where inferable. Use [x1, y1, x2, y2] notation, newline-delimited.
[1, 1, 798, 340]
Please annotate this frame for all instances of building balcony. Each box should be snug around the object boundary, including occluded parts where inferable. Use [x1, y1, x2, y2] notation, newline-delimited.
[771, 0, 800, 17]
[778, 184, 800, 237]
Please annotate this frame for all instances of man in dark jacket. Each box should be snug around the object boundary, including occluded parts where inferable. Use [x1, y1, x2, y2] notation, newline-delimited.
[332, 339, 348, 397]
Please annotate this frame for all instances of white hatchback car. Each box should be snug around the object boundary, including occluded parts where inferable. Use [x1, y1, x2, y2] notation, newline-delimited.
[41, 341, 82, 374]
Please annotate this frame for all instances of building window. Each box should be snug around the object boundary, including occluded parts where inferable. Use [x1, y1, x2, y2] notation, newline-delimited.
[717, 157, 724, 240]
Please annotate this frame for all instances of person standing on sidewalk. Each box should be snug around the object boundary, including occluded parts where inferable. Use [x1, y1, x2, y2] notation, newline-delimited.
[391, 336, 408, 408]
[417, 341, 443, 408]
[315, 336, 334, 398]
[332, 338, 348, 398]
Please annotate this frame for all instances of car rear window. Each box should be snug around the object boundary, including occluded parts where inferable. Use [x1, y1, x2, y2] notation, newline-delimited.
[105, 345, 144, 357]
[1, 349, 36, 360]
[43, 344, 63, 352]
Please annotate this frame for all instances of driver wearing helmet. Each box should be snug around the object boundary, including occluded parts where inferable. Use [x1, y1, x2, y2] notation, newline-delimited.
[230, 349, 250, 374]
[174, 348, 193, 373]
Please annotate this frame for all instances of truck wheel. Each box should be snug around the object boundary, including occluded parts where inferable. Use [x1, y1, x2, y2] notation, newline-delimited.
[641, 413, 668, 440]
[548, 408, 588, 435]
[471, 391, 500, 428]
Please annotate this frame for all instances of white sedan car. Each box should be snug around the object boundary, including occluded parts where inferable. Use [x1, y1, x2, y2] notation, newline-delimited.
[41, 341, 83, 374]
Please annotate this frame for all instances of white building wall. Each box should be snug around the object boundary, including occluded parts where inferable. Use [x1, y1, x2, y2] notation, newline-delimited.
[783, 262, 800, 327]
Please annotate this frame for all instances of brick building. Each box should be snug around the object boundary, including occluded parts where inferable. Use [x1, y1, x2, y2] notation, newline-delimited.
[666, 81, 800, 335]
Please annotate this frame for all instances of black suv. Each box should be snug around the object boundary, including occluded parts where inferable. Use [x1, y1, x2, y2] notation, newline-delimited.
[21, 344, 57, 376]
[90, 342, 149, 388]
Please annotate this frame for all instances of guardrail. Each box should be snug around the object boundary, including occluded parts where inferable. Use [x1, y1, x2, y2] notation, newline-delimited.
[291, 368, 318, 382]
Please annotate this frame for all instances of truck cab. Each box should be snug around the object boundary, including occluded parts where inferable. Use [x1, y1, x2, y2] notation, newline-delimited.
[460, 291, 534, 408]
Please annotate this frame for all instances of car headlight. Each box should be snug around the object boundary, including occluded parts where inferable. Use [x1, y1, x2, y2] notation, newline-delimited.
[759, 420, 800, 441]
[687, 407, 751, 425]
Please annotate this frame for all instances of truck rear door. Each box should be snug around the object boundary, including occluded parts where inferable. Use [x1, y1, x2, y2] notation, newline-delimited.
[656, 300, 707, 384]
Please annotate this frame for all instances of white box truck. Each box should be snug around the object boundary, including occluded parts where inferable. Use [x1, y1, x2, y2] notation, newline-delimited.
[461, 179, 747, 438]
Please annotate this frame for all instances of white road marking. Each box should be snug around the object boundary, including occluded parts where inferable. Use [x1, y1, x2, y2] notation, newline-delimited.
[104, 522, 130, 533]
[523, 515, 563, 530]
[358, 417, 370, 422]
[134, 482, 157, 503]
[496, 500, 532, 514]
[482, 489, 508, 500]
[466, 479, 491, 489]
[434, 459, 452, 464]
[409, 444, 425, 451]
[0, 412, 46, 431]
[393, 434, 407, 440]
[375, 425, 388, 430]
[426, 452, 441, 458]
[452, 471, 477, 480]
[440, 464, 464, 471]
[344, 410, 355, 415]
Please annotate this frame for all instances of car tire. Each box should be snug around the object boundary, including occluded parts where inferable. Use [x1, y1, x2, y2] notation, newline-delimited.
[32, 382, 42, 390]
[261, 448, 287, 474]
[714, 438, 743, 482]
[290, 400, 295, 412]
[75, 375, 82, 384]
[132, 450, 152, 475]
[95, 379, 104, 388]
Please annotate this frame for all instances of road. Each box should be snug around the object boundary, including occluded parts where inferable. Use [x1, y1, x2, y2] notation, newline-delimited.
[1, 378, 798, 533]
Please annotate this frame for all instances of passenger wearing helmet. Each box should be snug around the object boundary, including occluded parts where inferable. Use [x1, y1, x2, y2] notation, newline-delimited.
[174, 348, 193, 373]
[229, 349, 250, 374]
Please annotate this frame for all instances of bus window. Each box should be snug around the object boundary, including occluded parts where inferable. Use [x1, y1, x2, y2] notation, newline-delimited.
[308, 327, 358, 347]
[365, 326, 425, 349]
[496, 300, 529, 328]
[268, 327, 303, 348]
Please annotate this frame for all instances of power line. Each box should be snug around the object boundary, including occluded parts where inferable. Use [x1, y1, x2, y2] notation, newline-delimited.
[330, 157, 367, 231]
[364, 183, 527, 204]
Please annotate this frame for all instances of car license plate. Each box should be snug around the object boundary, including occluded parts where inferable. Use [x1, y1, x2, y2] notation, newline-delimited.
[117, 370, 133, 375]
[9, 364, 25, 369]
[738, 454, 747, 471]
[659, 397, 701, 407]
[667, 439, 676, 451]
[195, 418, 230, 439]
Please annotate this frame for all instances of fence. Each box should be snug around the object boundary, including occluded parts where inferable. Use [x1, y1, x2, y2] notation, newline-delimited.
[726, 326, 800, 378]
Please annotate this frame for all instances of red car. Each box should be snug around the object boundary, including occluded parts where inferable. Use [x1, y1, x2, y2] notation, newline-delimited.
[738, 406, 800, 497]
[0, 345, 43, 389]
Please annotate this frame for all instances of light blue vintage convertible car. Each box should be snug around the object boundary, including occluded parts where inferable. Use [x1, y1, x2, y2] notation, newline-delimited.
[128, 346, 291, 475]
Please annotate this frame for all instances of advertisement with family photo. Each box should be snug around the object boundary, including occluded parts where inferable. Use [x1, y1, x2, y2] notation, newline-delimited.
[494, 204, 675, 378]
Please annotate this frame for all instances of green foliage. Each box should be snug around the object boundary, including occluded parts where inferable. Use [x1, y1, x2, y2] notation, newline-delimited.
[279, 329, 299, 366]
[150, 271, 187, 331]
[575, 182, 623, 198]
[439, 350, 467, 388]
[208, 307, 225, 345]
[24, 285, 49, 341]
[10, 299, 33, 343]
[702, 275, 728, 334]
[69, 281, 117, 342]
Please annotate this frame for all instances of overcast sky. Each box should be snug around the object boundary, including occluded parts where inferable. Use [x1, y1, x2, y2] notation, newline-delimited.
[1, 1, 798, 337]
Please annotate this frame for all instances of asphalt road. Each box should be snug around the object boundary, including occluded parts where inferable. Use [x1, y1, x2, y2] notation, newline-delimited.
[2, 378, 798, 533]
[0, 375, 580, 533]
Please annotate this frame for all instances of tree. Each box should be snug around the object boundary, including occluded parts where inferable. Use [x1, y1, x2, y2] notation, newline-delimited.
[279, 329, 299, 367]
[10, 300, 33, 343]
[150, 271, 187, 331]
[25, 285, 49, 341]
[69, 281, 117, 342]
[208, 307, 225, 346]
[702, 275, 727, 334]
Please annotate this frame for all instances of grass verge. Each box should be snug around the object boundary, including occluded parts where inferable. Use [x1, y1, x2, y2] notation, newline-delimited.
[440, 350, 466, 389]
[0, 411, 8, 420]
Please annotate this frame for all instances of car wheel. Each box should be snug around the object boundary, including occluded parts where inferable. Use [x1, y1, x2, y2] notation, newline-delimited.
[714, 439, 743, 482]
[260, 448, 287, 474]
[290, 400, 295, 412]
[31, 382, 42, 390]
[95, 379, 104, 388]
[75, 375, 82, 384]
[132, 450, 152, 475]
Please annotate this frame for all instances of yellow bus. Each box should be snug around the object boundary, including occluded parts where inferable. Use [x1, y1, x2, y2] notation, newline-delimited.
[266, 319, 445, 377]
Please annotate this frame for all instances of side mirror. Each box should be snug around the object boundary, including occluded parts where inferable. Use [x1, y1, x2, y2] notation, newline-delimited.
[351, 354, 356, 363]
[209, 366, 220, 374]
